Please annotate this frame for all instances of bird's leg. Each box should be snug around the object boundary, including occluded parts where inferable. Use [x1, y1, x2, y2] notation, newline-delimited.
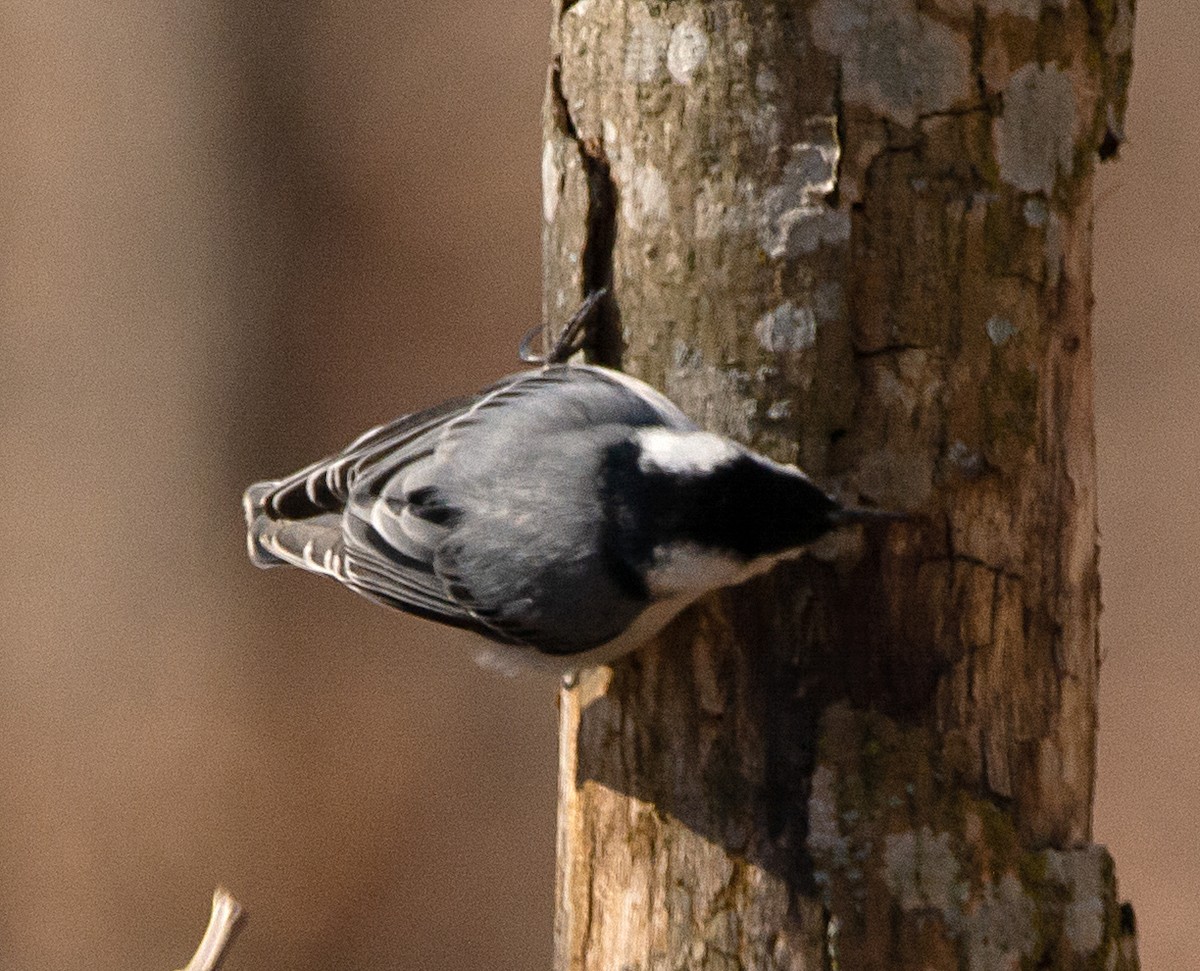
[519, 288, 609, 366]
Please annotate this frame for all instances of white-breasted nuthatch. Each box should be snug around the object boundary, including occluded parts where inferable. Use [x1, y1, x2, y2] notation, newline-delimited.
[243, 297, 898, 669]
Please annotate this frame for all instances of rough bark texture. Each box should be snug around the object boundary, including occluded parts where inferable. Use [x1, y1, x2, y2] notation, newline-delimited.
[544, 1, 1138, 969]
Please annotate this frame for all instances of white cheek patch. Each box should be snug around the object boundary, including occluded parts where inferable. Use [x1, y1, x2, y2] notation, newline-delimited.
[645, 542, 746, 597]
[635, 428, 741, 475]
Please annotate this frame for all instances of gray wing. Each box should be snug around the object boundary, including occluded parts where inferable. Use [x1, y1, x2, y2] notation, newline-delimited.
[243, 364, 696, 651]
[244, 387, 500, 636]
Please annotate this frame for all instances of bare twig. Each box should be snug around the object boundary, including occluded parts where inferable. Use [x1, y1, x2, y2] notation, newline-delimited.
[174, 887, 245, 971]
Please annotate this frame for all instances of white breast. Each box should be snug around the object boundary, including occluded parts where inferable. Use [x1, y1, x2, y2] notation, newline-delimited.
[644, 542, 746, 598]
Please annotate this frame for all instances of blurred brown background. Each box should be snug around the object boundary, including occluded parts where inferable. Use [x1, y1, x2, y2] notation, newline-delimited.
[0, 2, 1194, 969]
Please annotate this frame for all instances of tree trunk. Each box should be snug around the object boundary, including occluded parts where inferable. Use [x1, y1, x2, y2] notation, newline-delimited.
[543, 1, 1138, 969]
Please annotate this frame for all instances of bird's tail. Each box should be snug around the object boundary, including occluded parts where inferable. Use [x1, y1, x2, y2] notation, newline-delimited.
[243, 481, 286, 567]
[243, 480, 350, 580]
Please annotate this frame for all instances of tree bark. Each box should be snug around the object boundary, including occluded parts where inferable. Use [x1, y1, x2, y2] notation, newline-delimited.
[543, 1, 1138, 969]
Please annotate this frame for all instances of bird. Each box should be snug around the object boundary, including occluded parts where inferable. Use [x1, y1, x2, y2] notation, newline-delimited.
[243, 298, 898, 671]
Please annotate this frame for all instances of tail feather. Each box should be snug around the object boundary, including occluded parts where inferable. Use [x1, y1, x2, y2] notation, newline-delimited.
[244, 482, 285, 567]
[244, 480, 346, 573]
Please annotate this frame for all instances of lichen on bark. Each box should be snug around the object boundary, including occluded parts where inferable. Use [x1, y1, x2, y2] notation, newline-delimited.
[544, 1, 1138, 969]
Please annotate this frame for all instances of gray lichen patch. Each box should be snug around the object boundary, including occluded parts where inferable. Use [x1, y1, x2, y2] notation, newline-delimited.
[985, 315, 1016, 346]
[945, 440, 987, 480]
[760, 205, 850, 260]
[754, 302, 818, 354]
[754, 65, 779, 97]
[964, 874, 1037, 971]
[883, 826, 969, 922]
[806, 705, 1129, 968]
[757, 130, 849, 259]
[765, 399, 792, 421]
[994, 63, 1079, 194]
[1044, 846, 1108, 955]
[807, 765, 851, 877]
[1022, 197, 1048, 227]
[658, 119, 848, 257]
[809, 0, 972, 127]
[667, 18, 709, 85]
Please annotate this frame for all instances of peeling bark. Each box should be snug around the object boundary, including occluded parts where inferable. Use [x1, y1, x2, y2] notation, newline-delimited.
[544, 1, 1139, 968]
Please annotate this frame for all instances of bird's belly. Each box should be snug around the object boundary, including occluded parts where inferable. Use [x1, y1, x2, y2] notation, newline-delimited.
[470, 591, 702, 676]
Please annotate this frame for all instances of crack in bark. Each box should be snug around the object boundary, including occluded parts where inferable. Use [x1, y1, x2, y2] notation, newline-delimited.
[915, 105, 991, 123]
[549, 56, 621, 367]
[851, 342, 930, 358]
[969, 4, 989, 108]
[581, 823, 597, 961]
[995, 269, 1045, 291]
[934, 551, 1024, 583]
[827, 65, 846, 210]
[823, 908, 839, 971]
[853, 140, 919, 216]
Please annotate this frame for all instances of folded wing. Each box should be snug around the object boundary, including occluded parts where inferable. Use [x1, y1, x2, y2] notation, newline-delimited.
[243, 364, 696, 652]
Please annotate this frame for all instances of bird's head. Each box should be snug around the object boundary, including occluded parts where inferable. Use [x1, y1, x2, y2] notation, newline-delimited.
[600, 427, 849, 598]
